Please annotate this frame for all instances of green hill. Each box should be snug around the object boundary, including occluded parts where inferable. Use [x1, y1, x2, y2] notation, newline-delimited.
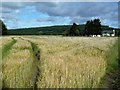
[8, 25, 72, 35]
[7, 24, 119, 35]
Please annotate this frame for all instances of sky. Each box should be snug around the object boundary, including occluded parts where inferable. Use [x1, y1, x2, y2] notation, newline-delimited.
[0, 1, 119, 29]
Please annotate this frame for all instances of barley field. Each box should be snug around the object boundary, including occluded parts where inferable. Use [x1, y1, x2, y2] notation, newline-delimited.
[1, 36, 118, 88]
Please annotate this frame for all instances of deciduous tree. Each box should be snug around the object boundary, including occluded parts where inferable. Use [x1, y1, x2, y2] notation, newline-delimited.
[84, 19, 102, 36]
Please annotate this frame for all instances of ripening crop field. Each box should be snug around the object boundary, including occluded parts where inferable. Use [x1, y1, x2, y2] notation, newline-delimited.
[1, 36, 118, 88]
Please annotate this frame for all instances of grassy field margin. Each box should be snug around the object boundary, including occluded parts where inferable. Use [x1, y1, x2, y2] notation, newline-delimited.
[0, 37, 2, 89]
[29, 41, 41, 89]
[100, 38, 119, 88]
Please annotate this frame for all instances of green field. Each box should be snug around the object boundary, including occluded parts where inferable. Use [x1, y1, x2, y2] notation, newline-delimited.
[1, 36, 119, 88]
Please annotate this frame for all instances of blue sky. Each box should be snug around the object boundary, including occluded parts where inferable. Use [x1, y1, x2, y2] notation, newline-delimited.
[0, 1, 119, 29]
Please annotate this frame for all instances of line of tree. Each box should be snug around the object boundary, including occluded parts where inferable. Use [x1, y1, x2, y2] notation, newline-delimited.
[0, 19, 7, 35]
[65, 19, 102, 36]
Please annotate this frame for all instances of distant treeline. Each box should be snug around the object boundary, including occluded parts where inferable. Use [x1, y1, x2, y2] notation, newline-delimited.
[1, 19, 120, 36]
[8, 25, 120, 36]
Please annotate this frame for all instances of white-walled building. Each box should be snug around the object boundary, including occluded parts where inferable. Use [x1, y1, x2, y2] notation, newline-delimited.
[102, 29, 115, 37]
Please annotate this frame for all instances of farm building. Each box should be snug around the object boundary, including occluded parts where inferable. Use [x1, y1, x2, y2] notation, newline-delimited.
[102, 29, 115, 37]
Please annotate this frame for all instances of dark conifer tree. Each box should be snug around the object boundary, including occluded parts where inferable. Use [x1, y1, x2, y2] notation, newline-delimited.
[0, 19, 7, 35]
[65, 23, 80, 36]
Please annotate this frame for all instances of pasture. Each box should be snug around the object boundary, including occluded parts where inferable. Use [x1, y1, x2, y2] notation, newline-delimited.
[1, 36, 118, 88]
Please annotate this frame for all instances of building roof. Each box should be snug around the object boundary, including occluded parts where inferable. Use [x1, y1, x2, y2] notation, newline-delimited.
[102, 30, 114, 33]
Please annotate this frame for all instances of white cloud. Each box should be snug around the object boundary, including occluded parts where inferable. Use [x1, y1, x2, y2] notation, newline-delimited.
[1, 2, 119, 28]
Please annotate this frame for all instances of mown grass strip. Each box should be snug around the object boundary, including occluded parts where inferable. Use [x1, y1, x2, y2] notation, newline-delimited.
[113, 36, 120, 89]
[105, 40, 119, 88]
[23, 39, 41, 89]
[118, 36, 120, 89]
[18, 37, 41, 89]
[99, 39, 119, 88]
[2, 38, 17, 59]
[2, 38, 34, 88]
[106, 40, 118, 73]
[30, 42, 40, 89]
[2, 38, 17, 88]
[0, 48, 2, 61]
[0, 47, 2, 89]
[30, 42, 40, 61]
